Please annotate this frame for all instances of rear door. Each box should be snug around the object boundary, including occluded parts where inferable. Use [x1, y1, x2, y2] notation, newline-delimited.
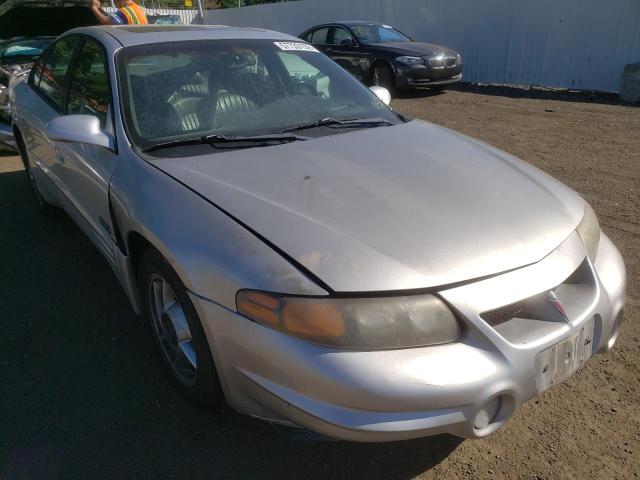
[55, 36, 119, 265]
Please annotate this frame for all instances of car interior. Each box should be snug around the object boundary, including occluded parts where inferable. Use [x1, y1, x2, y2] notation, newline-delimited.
[126, 50, 330, 139]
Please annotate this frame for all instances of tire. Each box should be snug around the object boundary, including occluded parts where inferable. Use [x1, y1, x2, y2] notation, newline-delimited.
[138, 249, 223, 408]
[371, 62, 396, 93]
[17, 134, 57, 215]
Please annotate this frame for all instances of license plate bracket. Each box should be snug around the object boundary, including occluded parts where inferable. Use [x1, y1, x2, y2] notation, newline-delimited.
[535, 318, 595, 393]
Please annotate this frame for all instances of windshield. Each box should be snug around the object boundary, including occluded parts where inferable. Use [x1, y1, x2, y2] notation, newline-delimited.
[350, 24, 412, 44]
[117, 39, 399, 151]
[1, 37, 54, 64]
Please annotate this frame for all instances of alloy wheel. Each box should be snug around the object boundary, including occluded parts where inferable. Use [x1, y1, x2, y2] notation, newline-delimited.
[147, 274, 198, 386]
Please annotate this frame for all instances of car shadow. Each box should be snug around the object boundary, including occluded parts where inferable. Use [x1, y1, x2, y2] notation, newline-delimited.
[448, 82, 638, 107]
[393, 88, 447, 100]
[0, 168, 462, 480]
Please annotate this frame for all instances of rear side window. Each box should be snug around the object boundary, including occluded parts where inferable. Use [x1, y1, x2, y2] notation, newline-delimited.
[38, 36, 81, 110]
[310, 27, 329, 45]
[67, 39, 111, 127]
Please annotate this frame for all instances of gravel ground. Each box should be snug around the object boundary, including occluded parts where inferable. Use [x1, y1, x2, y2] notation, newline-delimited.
[1, 87, 638, 479]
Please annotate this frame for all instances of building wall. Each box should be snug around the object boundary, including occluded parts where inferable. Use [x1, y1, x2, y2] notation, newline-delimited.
[205, 0, 640, 92]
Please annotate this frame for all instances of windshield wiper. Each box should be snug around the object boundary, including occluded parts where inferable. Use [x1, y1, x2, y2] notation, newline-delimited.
[278, 117, 394, 134]
[142, 133, 306, 154]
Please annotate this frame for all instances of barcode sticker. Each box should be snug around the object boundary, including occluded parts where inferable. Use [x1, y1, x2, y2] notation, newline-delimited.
[274, 42, 319, 52]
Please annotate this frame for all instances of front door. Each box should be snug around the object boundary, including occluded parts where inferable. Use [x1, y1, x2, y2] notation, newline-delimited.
[326, 27, 368, 80]
[20, 35, 82, 204]
[55, 37, 119, 265]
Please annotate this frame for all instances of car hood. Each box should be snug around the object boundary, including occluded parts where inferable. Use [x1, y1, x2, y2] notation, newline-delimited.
[152, 120, 583, 293]
[368, 42, 458, 58]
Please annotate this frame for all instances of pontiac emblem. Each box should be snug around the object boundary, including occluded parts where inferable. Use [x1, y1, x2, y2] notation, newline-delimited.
[547, 291, 569, 320]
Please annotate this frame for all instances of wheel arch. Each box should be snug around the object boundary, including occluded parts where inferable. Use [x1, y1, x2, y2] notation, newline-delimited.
[369, 59, 397, 86]
[125, 229, 156, 280]
[114, 228, 168, 316]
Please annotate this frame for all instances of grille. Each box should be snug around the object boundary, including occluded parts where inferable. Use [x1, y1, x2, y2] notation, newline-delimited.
[481, 302, 526, 326]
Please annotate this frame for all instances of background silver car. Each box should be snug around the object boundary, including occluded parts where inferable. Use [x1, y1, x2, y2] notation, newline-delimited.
[11, 25, 626, 442]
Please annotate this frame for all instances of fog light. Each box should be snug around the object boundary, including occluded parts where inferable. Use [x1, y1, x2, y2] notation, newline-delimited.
[474, 397, 501, 430]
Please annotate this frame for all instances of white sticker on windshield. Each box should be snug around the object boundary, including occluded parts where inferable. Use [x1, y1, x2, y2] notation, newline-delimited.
[274, 42, 319, 52]
[382, 25, 392, 28]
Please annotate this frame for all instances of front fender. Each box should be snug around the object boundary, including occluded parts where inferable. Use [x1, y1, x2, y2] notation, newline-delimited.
[109, 151, 328, 311]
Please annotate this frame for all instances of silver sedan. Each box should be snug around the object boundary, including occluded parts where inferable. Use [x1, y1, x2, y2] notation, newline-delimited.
[11, 25, 626, 442]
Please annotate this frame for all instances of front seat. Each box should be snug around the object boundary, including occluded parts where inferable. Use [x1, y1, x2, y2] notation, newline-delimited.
[196, 73, 257, 130]
[216, 92, 256, 115]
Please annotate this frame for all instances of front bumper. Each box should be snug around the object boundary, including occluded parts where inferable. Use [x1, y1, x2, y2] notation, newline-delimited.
[394, 62, 463, 90]
[190, 232, 625, 442]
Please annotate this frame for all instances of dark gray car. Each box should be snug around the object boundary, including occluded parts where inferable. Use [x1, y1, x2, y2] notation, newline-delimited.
[300, 21, 462, 92]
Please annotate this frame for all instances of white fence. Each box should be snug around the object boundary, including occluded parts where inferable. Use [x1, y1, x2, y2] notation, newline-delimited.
[105, 6, 200, 24]
[205, 0, 640, 92]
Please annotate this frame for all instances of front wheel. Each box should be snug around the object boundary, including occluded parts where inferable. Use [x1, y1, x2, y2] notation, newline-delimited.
[371, 63, 396, 94]
[138, 249, 223, 408]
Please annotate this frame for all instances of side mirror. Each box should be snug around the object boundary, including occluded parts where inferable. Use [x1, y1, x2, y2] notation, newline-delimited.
[340, 38, 355, 46]
[46, 115, 111, 149]
[369, 86, 391, 106]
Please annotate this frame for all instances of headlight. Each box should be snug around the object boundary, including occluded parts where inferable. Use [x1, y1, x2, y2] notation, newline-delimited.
[396, 56, 424, 65]
[576, 201, 600, 261]
[429, 55, 445, 67]
[237, 291, 462, 349]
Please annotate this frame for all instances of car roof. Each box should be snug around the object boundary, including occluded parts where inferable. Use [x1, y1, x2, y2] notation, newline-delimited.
[68, 25, 300, 47]
[308, 21, 385, 28]
[338, 21, 385, 26]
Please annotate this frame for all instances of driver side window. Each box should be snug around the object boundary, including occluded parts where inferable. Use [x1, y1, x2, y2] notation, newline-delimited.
[37, 36, 81, 111]
[66, 39, 111, 128]
[331, 27, 355, 45]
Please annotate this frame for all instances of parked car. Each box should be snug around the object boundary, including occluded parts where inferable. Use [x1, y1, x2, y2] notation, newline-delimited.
[0, 0, 96, 148]
[147, 14, 183, 25]
[1, 36, 55, 147]
[12, 25, 625, 442]
[300, 21, 463, 92]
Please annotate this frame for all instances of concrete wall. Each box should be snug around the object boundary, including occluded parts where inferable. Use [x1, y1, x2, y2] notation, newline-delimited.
[205, 0, 640, 92]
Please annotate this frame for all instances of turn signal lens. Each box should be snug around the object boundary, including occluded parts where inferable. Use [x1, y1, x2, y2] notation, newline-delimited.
[236, 290, 461, 349]
[237, 291, 280, 325]
[283, 300, 345, 337]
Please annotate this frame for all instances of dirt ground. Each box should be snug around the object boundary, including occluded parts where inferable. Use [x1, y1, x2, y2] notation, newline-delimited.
[1, 87, 638, 479]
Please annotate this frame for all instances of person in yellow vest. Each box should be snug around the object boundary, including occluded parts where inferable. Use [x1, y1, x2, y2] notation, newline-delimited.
[92, 0, 148, 25]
